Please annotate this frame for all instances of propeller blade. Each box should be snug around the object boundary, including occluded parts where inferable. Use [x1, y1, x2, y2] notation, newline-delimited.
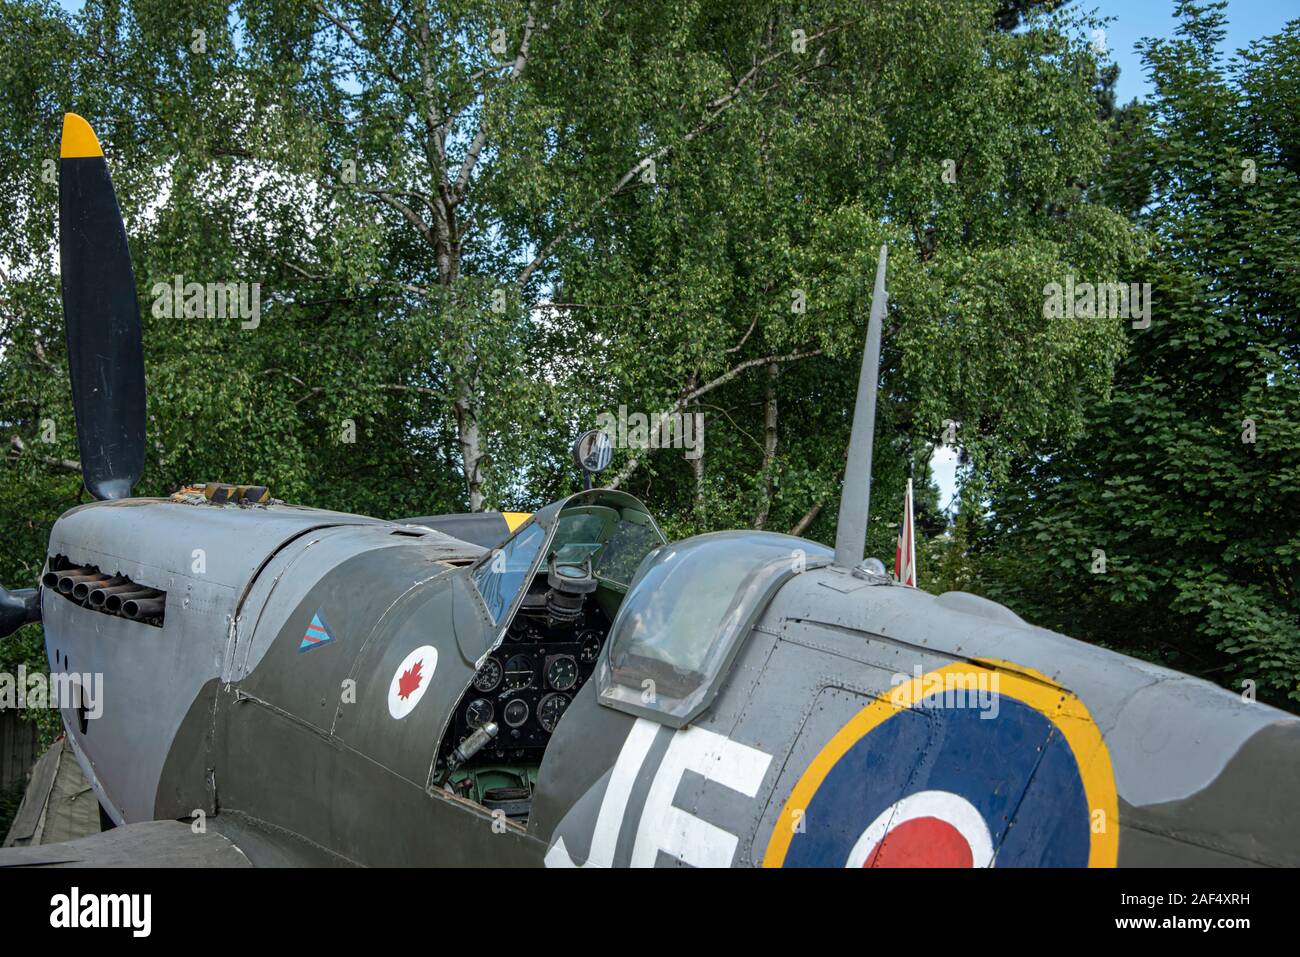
[0, 587, 40, 639]
[58, 113, 146, 500]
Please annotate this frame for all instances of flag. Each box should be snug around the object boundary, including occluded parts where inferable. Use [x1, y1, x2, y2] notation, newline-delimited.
[895, 477, 917, 587]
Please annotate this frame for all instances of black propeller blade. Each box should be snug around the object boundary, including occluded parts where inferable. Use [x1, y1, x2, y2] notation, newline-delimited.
[0, 588, 41, 638]
[58, 112, 145, 501]
[1, 114, 148, 639]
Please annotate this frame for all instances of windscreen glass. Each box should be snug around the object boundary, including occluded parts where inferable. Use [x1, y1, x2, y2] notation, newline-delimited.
[470, 522, 546, 623]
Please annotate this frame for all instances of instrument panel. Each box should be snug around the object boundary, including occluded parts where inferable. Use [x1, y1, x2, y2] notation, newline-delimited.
[442, 581, 611, 767]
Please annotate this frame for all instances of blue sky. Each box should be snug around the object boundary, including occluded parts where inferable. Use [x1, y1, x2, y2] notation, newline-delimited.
[51, 0, 1295, 102]
[1085, 0, 1298, 103]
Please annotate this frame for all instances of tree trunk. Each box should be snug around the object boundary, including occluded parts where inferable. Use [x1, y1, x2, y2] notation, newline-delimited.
[453, 371, 485, 512]
[754, 361, 779, 528]
[690, 443, 705, 506]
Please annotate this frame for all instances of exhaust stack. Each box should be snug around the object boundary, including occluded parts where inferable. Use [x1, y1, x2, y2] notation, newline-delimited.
[123, 597, 165, 620]
[73, 574, 118, 601]
[42, 556, 166, 625]
[89, 580, 138, 607]
[104, 589, 154, 613]
[57, 570, 101, 594]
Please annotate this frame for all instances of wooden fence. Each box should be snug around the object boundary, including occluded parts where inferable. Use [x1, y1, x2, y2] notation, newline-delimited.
[0, 709, 40, 791]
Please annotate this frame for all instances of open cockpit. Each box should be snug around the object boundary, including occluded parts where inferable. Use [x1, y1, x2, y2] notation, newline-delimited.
[433, 490, 665, 822]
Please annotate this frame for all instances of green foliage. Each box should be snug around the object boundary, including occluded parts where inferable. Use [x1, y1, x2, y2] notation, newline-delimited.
[0, 778, 26, 842]
[4, 0, 1274, 729]
[546, 0, 1138, 555]
[1, 0, 1131, 543]
[975, 2, 1300, 706]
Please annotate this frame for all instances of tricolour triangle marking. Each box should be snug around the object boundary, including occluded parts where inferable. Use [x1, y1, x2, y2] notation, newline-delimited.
[299, 609, 336, 652]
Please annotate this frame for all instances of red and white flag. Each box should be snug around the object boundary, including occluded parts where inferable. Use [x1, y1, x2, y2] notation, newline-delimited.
[895, 477, 917, 587]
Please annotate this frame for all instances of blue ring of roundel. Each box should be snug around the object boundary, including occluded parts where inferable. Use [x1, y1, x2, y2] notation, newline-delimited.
[783, 694, 1092, 867]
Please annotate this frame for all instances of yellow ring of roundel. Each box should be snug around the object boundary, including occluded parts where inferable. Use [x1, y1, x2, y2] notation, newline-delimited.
[761, 661, 1119, 868]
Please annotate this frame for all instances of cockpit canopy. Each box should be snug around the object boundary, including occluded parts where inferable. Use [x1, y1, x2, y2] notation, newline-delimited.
[467, 500, 836, 729]
[469, 489, 666, 626]
[594, 531, 832, 727]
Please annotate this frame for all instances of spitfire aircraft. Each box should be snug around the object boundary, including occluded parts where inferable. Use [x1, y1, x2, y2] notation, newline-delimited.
[0, 114, 1297, 868]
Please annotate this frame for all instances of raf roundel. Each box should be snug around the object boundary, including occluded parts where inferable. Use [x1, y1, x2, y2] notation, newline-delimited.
[764, 662, 1120, 868]
[845, 790, 995, 868]
[388, 645, 438, 720]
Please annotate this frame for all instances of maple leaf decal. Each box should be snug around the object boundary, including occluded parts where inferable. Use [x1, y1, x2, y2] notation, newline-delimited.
[397, 659, 424, 700]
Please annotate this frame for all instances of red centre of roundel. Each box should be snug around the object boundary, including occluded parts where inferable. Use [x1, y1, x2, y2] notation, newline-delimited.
[398, 659, 424, 700]
[863, 817, 974, 868]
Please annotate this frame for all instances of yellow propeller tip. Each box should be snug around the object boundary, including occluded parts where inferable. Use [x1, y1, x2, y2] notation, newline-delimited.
[60, 113, 103, 159]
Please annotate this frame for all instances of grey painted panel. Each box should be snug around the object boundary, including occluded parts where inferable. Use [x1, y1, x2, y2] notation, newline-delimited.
[329, 574, 473, 785]
[1117, 722, 1300, 866]
[765, 566, 1299, 809]
[48, 498, 383, 590]
[42, 575, 236, 823]
[212, 685, 542, 866]
[230, 524, 480, 681]
[533, 625, 793, 867]
[0, 820, 252, 867]
[43, 498, 477, 824]
[529, 679, 640, 853]
[237, 543, 468, 743]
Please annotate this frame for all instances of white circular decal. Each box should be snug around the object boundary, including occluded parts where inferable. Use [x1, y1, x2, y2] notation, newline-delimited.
[388, 644, 438, 719]
[844, 790, 995, 868]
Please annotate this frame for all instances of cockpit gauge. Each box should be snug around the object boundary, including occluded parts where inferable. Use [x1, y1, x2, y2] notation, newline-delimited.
[503, 698, 530, 728]
[537, 693, 571, 732]
[503, 655, 534, 692]
[466, 698, 494, 730]
[545, 655, 578, 691]
[472, 658, 503, 692]
[578, 630, 602, 664]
